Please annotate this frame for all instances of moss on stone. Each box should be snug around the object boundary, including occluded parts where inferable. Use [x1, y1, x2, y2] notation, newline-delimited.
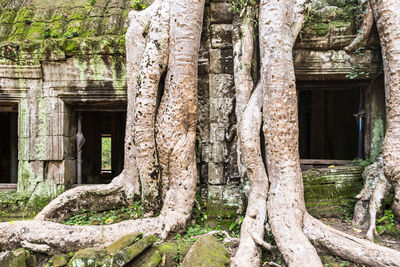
[105, 232, 143, 255]
[26, 22, 48, 40]
[14, 8, 35, 24]
[68, 248, 107, 267]
[51, 254, 68, 267]
[180, 235, 229, 267]
[0, 9, 17, 24]
[70, 7, 88, 21]
[112, 235, 156, 265]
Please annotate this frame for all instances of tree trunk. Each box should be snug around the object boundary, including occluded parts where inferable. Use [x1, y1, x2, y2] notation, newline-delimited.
[370, 0, 400, 224]
[259, 0, 322, 265]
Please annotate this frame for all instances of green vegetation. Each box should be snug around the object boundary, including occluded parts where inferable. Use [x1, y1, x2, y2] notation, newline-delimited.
[131, 0, 150, 10]
[101, 136, 112, 171]
[231, 0, 257, 16]
[352, 157, 371, 167]
[376, 209, 400, 237]
[62, 201, 144, 226]
[346, 46, 370, 79]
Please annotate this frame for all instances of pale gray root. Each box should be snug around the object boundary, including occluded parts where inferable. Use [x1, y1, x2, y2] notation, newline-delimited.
[232, 6, 255, 178]
[155, 0, 205, 240]
[260, 0, 322, 265]
[231, 5, 274, 266]
[130, 0, 170, 212]
[35, 181, 128, 222]
[370, 0, 400, 223]
[0, 217, 163, 254]
[304, 213, 400, 267]
[352, 155, 391, 241]
[366, 173, 391, 240]
[345, 1, 373, 52]
[124, 0, 165, 199]
[353, 159, 381, 226]
[21, 241, 51, 254]
[232, 84, 270, 267]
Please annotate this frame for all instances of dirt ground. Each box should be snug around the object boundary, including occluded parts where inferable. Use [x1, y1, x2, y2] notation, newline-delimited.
[318, 217, 400, 267]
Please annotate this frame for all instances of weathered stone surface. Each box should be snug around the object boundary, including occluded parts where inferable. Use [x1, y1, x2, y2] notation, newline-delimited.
[112, 235, 156, 266]
[210, 2, 232, 24]
[211, 24, 232, 49]
[68, 248, 108, 267]
[209, 74, 233, 98]
[209, 48, 233, 74]
[303, 166, 364, 217]
[128, 242, 191, 267]
[0, 248, 27, 267]
[51, 254, 68, 267]
[105, 232, 142, 255]
[181, 235, 230, 267]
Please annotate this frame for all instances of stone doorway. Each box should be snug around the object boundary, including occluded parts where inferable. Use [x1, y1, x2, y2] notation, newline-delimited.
[297, 81, 367, 163]
[76, 110, 126, 184]
[0, 106, 18, 184]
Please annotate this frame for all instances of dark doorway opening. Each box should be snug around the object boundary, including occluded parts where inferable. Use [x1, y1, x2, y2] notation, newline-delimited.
[78, 111, 126, 184]
[298, 81, 366, 161]
[0, 106, 18, 184]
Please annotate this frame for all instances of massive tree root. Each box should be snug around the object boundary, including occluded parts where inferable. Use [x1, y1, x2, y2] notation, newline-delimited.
[231, 6, 271, 265]
[304, 213, 400, 267]
[352, 155, 391, 241]
[231, 0, 400, 266]
[370, 0, 400, 225]
[0, 0, 205, 252]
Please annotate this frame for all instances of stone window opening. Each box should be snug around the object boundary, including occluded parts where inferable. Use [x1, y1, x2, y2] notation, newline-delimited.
[297, 80, 369, 168]
[74, 109, 126, 185]
[0, 105, 18, 189]
[101, 134, 112, 175]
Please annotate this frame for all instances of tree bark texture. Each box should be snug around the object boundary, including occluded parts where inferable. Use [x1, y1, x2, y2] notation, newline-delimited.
[259, 1, 322, 265]
[370, 0, 400, 223]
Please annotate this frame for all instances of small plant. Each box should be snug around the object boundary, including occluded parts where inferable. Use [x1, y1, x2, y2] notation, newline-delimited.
[352, 158, 371, 167]
[229, 215, 244, 236]
[64, 30, 80, 39]
[131, 0, 149, 10]
[376, 209, 399, 236]
[231, 0, 257, 16]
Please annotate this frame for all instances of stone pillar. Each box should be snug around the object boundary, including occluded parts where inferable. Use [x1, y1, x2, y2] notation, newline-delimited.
[111, 112, 124, 177]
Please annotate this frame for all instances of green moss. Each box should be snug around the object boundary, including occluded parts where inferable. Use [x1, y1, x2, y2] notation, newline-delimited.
[9, 23, 29, 41]
[181, 235, 229, 267]
[14, 8, 34, 23]
[49, 21, 65, 38]
[0, 9, 17, 24]
[26, 22, 48, 40]
[64, 39, 80, 55]
[28, 195, 51, 210]
[50, 254, 68, 267]
[113, 235, 156, 265]
[106, 232, 143, 255]
[70, 7, 88, 20]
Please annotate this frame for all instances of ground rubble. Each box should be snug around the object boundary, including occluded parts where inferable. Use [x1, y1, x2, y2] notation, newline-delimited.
[0, 232, 231, 267]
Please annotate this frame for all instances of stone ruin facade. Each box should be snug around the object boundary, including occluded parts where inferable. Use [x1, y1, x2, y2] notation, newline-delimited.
[0, 0, 388, 218]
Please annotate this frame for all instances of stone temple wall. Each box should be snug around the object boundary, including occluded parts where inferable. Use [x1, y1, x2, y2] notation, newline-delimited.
[0, 0, 386, 217]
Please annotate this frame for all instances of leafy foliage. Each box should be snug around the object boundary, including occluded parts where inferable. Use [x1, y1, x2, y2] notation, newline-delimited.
[376, 209, 399, 236]
[131, 0, 150, 10]
[62, 201, 143, 226]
